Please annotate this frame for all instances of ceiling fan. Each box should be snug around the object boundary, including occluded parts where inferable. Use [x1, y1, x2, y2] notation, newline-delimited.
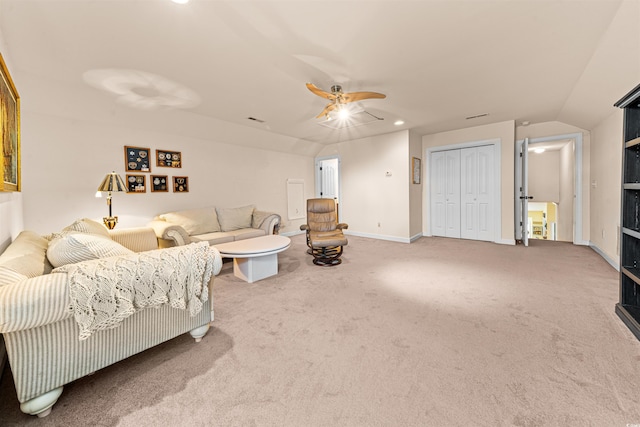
[306, 83, 386, 119]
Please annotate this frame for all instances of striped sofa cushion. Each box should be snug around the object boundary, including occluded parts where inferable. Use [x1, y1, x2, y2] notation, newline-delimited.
[0, 266, 27, 286]
[47, 232, 134, 268]
[63, 218, 111, 238]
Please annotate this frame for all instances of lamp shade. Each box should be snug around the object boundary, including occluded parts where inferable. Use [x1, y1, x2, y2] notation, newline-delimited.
[97, 172, 127, 193]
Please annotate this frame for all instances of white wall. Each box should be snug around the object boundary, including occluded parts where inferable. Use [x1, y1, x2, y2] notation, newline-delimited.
[590, 109, 622, 265]
[19, 112, 315, 235]
[528, 149, 560, 203]
[422, 120, 515, 243]
[558, 142, 575, 242]
[317, 130, 411, 241]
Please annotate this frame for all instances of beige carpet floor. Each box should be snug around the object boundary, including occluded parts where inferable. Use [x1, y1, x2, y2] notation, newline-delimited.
[1, 234, 639, 426]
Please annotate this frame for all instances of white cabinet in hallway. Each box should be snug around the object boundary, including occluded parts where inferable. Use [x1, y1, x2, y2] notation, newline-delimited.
[431, 145, 495, 242]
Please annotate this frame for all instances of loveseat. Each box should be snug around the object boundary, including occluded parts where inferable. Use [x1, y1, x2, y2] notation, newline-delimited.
[148, 205, 281, 247]
[0, 218, 222, 418]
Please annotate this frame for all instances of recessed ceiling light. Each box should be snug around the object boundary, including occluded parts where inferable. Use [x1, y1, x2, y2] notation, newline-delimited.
[394, 120, 405, 126]
[171, 0, 189, 4]
[534, 148, 545, 154]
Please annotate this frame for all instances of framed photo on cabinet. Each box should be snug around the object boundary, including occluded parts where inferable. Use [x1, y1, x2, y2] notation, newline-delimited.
[124, 146, 151, 172]
[412, 157, 421, 184]
[150, 175, 168, 192]
[126, 174, 146, 193]
[173, 176, 189, 193]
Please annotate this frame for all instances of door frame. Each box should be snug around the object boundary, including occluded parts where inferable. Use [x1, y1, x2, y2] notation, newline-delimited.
[515, 132, 585, 245]
[424, 138, 501, 243]
[314, 154, 342, 215]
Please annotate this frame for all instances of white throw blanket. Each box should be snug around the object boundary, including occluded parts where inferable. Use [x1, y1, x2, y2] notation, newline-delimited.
[54, 242, 213, 340]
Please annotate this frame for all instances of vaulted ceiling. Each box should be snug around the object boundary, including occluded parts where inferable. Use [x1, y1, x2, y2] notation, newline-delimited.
[1, 0, 638, 155]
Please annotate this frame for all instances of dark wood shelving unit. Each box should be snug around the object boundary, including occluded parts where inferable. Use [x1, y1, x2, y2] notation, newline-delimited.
[615, 82, 640, 341]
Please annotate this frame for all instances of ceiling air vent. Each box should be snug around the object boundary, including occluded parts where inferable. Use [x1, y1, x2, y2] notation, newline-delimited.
[465, 113, 489, 120]
[247, 117, 265, 123]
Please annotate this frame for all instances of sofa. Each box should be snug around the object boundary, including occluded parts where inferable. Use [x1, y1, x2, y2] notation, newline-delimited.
[148, 204, 281, 248]
[0, 218, 222, 418]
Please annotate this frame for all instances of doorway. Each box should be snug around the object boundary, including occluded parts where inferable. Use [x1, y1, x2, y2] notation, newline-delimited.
[315, 155, 341, 215]
[515, 132, 584, 245]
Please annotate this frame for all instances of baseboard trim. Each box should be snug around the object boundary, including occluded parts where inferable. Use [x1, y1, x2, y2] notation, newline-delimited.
[280, 230, 305, 237]
[410, 233, 423, 243]
[344, 231, 411, 244]
[589, 242, 620, 271]
[496, 238, 516, 245]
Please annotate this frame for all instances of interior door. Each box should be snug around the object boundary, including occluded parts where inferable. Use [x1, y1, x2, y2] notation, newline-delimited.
[515, 138, 531, 246]
[430, 151, 447, 237]
[461, 145, 494, 241]
[445, 150, 461, 238]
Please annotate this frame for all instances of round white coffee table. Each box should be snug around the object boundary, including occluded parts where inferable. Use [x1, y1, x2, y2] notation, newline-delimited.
[214, 235, 291, 283]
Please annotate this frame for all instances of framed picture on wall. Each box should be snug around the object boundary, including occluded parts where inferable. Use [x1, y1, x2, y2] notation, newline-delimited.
[126, 174, 146, 193]
[0, 53, 20, 192]
[412, 157, 421, 184]
[150, 175, 168, 192]
[173, 176, 189, 193]
[124, 146, 151, 172]
[156, 149, 182, 168]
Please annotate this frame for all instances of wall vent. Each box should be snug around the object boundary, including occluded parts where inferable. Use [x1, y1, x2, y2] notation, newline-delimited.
[247, 117, 265, 123]
[465, 113, 489, 120]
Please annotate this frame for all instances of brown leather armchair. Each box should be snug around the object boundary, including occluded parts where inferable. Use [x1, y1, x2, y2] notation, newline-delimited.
[300, 198, 348, 266]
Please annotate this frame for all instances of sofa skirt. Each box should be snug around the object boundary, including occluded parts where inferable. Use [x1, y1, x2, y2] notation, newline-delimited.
[4, 304, 211, 403]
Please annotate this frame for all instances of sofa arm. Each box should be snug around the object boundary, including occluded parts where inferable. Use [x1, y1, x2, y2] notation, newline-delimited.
[108, 227, 158, 252]
[148, 220, 191, 248]
[0, 273, 72, 333]
[252, 211, 281, 235]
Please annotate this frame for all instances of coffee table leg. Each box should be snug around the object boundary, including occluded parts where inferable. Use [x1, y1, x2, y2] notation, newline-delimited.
[233, 253, 278, 283]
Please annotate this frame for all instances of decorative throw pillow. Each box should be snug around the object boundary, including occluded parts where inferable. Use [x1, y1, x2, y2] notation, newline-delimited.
[159, 207, 220, 235]
[0, 230, 53, 276]
[64, 218, 111, 238]
[216, 205, 255, 231]
[47, 232, 134, 268]
[0, 266, 28, 287]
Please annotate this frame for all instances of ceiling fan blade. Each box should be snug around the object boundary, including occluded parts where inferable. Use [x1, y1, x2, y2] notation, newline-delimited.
[306, 83, 336, 101]
[316, 102, 337, 119]
[342, 91, 386, 103]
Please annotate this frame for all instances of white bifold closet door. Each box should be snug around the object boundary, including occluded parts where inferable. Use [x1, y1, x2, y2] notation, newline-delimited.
[431, 145, 494, 242]
[431, 150, 461, 238]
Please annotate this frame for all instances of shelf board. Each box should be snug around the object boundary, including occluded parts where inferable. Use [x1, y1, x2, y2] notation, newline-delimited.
[622, 227, 640, 240]
[616, 304, 640, 341]
[625, 137, 640, 148]
[624, 183, 640, 190]
[622, 267, 640, 285]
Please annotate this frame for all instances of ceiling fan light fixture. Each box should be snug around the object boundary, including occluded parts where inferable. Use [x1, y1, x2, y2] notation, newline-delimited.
[338, 107, 351, 120]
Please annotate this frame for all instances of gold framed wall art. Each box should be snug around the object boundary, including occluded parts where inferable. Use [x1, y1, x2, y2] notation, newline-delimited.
[412, 157, 421, 184]
[156, 149, 181, 168]
[0, 53, 20, 192]
[173, 176, 189, 192]
[151, 175, 168, 192]
[124, 146, 151, 172]
[126, 174, 146, 193]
